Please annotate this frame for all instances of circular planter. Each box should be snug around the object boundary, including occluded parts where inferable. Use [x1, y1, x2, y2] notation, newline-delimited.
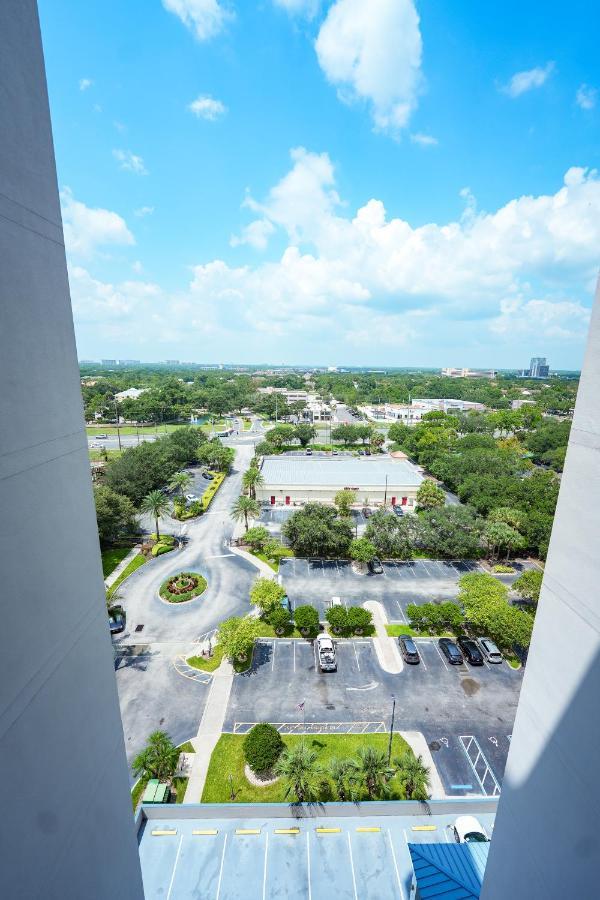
[159, 571, 207, 604]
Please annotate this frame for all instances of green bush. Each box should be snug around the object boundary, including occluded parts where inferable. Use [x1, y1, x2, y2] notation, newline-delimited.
[406, 601, 464, 635]
[346, 606, 373, 634]
[492, 564, 515, 574]
[294, 604, 320, 635]
[152, 542, 174, 557]
[326, 605, 348, 634]
[159, 572, 207, 603]
[269, 607, 292, 635]
[151, 533, 175, 545]
[243, 723, 285, 774]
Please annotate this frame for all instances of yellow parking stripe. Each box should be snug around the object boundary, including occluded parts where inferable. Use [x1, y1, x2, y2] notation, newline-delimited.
[192, 829, 218, 835]
[356, 827, 381, 833]
[235, 828, 261, 835]
[316, 827, 341, 834]
[412, 825, 437, 831]
[274, 828, 300, 835]
[151, 829, 177, 836]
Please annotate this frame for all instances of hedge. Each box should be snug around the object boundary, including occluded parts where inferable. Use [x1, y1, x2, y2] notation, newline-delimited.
[243, 723, 284, 774]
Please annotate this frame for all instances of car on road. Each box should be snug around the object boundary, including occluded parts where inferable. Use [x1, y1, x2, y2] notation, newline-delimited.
[398, 636, 420, 664]
[306, 448, 313, 455]
[185, 493, 198, 502]
[358, 449, 366, 456]
[108, 606, 126, 635]
[392, 505, 404, 517]
[478, 637, 503, 664]
[95, 433, 108, 439]
[367, 557, 383, 575]
[332, 449, 339, 455]
[316, 634, 337, 672]
[453, 816, 488, 844]
[439, 637, 464, 665]
[458, 638, 484, 666]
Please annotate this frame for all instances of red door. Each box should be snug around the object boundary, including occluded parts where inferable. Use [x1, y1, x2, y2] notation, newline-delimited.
[401, 496, 407, 505]
[391, 496, 397, 506]
[270, 496, 275, 505]
[285, 495, 291, 505]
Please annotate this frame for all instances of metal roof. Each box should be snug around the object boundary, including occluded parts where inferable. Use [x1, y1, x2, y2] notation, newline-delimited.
[408, 842, 489, 899]
[260, 456, 423, 488]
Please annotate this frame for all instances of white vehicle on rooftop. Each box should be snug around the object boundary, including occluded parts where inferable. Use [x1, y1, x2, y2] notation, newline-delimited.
[453, 816, 488, 843]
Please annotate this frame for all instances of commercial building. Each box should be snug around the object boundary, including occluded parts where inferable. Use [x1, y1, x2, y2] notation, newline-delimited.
[256, 456, 423, 506]
[519, 356, 550, 378]
[115, 387, 146, 401]
[361, 398, 485, 424]
[441, 367, 498, 379]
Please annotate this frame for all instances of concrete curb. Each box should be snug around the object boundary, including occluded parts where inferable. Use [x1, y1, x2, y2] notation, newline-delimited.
[363, 600, 403, 674]
[229, 545, 277, 579]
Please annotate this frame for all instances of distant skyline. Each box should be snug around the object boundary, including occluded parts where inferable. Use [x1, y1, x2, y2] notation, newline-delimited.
[39, 0, 600, 368]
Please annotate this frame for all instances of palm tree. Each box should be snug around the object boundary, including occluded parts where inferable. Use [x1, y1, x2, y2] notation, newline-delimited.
[329, 757, 359, 802]
[242, 466, 264, 500]
[231, 495, 260, 532]
[394, 751, 430, 801]
[141, 489, 171, 541]
[132, 730, 180, 785]
[275, 745, 322, 803]
[168, 470, 193, 498]
[353, 746, 395, 799]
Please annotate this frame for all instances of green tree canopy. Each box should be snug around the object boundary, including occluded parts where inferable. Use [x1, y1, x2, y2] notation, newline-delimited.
[132, 730, 180, 783]
[420, 505, 483, 559]
[512, 568, 543, 603]
[217, 616, 261, 662]
[364, 510, 415, 559]
[250, 577, 286, 617]
[294, 423, 316, 447]
[349, 537, 377, 563]
[416, 480, 446, 510]
[282, 503, 353, 557]
[334, 489, 357, 515]
[94, 485, 137, 544]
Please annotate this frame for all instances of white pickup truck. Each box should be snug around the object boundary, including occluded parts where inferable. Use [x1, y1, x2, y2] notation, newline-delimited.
[316, 633, 337, 672]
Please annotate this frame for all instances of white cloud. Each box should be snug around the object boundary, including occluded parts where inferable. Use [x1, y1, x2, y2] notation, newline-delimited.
[60, 188, 135, 258]
[501, 62, 555, 98]
[315, 0, 422, 134]
[69, 266, 160, 322]
[188, 94, 228, 120]
[230, 218, 276, 250]
[79, 78, 93, 91]
[410, 132, 438, 147]
[162, 0, 233, 41]
[134, 206, 155, 217]
[113, 149, 148, 175]
[490, 298, 591, 341]
[273, 0, 320, 17]
[576, 84, 597, 110]
[132, 260, 144, 273]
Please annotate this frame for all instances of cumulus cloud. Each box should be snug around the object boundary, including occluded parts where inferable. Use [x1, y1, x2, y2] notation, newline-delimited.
[490, 298, 591, 340]
[315, 0, 422, 134]
[61, 188, 135, 258]
[230, 218, 276, 250]
[273, 0, 321, 16]
[113, 149, 148, 175]
[410, 132, 438, 147]
[162, 0, 233, 41]
[188, 94, 228, 120]
[79, 78, 93, 91]
[576, 84, 597, 110]
[134, 206, 154, 217]
[69, 266, 159, 322]
[501, 62, 555, 98]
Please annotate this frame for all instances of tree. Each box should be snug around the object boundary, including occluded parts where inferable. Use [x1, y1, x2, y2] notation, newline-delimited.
[355, 424, 374, 445]
[168, 470, 193, 498]
[294, 604, 320, 635]
[387, 422, 411, 447]
[243, 723, 284, 774]
[132, 730, 179, 784]
[513, 568, 543, 604]
[352, 746, 394, 799]
[242, 466, 264, 499]
[255, 440, 277, 456]
[406, 602, 464, 635]
[250, 577, 286, 617]
[334, 489, 357, 516]
[488, 506, 527, 531]
[140, 489, 171, 541]
[326, 605, 348, 634]
[267, 424, 295, 448]
[416, 480, 446, 511]
[269, 606, 292, 635]
[329, 758, 359, 802]
[93, 485, 137, 544]
[420, 505, 483, 559]
[294, 423, 316, 447]
[483, 521, 526, 561]
[394, 751, 430, 801]
[231, 495, 260, 531]
[331, 423, 359, 446]
[217, 616, 261, 663]
[282, 503, 353, 558]
[198, 440, 235, 473]
[243, 526, 270, 551]
[349, 537, 377, 564]
[346, 606, 373, 634]
[263, 538, 290, 561]
[365, 510, 415, 559]
[275, 745, 322, 802]
[458, 573, 533, 649]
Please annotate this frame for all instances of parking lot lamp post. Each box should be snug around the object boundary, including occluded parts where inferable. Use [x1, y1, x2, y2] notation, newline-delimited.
[384, 474, 388, 507]
[387, 695, 396, 765]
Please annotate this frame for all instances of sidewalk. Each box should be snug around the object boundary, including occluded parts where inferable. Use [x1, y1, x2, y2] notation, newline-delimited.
[183, 659, 234, 803]
[399, 730, 447, 799]
[229, 544, 276, 579]
[104, 546, 140, 590]
[363, 600, 403, 674]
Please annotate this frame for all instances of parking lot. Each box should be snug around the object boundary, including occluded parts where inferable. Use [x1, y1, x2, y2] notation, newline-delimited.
[224, 635, 522, 797]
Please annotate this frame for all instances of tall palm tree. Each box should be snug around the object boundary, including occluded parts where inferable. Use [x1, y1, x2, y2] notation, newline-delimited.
[353, 746, 395, 799]
[141, 489, 171, 541]
[132, 730, 180, 784]
[275, 745, 322, 803]
[242, 466, 264, 500]
[168, 470, 193, 498]
[394, 751, 430, 801]
[329, 757, 359, 802]
[230, 495, 260, 532]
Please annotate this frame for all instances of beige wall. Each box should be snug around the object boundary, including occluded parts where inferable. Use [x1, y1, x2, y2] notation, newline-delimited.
[256, 485, 418, 506]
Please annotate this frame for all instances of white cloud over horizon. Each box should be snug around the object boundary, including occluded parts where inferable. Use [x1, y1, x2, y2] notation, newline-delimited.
[61, 188, 135, 258]
[188, 94, 228, 120]
[162, 0, 233, 41]
[501, 62, 555, 98]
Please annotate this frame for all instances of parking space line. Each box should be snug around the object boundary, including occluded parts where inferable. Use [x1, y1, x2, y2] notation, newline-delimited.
[395, 600, 408, 624]
[459, 735, 501, 796]
[271, 641, 276, 672]
[417, 648, 427, 670]
[353, 642, 360, 671]
[262, 832, 269, 900]
[388, 831, 407, 900]
[293, 641, 296, 673]
[307, 832, 312, 900]
[166, 835, 183, 900]
[434, 643, 450, 671]
[347, 833, 358, 900]
[215, 834, 227, 900]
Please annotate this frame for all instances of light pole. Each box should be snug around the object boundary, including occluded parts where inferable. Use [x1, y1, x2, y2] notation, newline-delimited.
[113, 399, 122, 451]
[383, 474, 388, 507]
[387, 695, 396, 764]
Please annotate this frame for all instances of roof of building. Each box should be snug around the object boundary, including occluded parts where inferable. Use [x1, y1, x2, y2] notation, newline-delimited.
[408, 842, 489, 899]
[260, 456, 423, 487]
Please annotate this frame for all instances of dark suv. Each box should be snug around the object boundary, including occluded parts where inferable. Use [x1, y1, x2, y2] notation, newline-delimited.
[439, 637, 463, 665]
[367, 557, 383, 574]
[458, 638, 484, 666]
[399, 636, 420, 664]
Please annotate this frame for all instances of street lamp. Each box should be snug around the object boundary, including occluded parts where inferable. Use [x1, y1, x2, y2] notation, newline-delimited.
[387, 695, 396, 764]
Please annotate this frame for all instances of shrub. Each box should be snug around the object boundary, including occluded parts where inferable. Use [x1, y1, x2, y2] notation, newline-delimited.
[406, 601, 464, 635]
[244, 526, 270, 552]
[294, 604, 320, 635]
[492, 564, 515, 574]
[151, 533, 175, 545]
[159, 571, 207, 602]
[243, 723, 284, 774]
[250, 577, 286, 617]
[346, 606, 373, 634]
[152, 542, 173, 557]
[269, 607, 292, 635]
[326, 605, 348, 634]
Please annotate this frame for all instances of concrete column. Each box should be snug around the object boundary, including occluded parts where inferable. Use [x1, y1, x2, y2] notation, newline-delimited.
[0, 2, 144, 897]
[482, 279, 600, 899]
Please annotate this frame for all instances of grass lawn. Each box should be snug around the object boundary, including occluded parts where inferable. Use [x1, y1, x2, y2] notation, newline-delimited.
[101, 547, 132, 578]
[89, 449, 123, 462]
[249, 548, 294, 573]
[87, 424, 186, 436]
[201, 733, 413, 804]
[107, 552, 146, 598]
[188, 645, 225, 672]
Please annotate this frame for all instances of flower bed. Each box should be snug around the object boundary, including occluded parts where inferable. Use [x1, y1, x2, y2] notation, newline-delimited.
[159, 571, 207, 603]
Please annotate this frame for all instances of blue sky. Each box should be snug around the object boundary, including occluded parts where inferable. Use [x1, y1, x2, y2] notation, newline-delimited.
[39, 0, 600, 368]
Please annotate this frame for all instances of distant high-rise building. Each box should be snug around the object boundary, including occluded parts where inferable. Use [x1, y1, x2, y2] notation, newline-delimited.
[520, 357, 550, 378]
[117, 359, 140, 365]
[101, 358, 116, 366]
[165, 359, 180, 365]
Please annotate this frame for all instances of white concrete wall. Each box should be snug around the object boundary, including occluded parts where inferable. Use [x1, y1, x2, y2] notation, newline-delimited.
[256, 486, 418, 505]
[0, 3, 144, 897]
[482, 279, 600, 899]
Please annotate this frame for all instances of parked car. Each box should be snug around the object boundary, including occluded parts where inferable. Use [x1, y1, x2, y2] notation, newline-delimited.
[453, 816, 488, 843]
[316, 634, 337, 672]
[332, 449, 339, 455]
[478, 637, 503, 664]
[392, 505, 404, 517]
[358, 449, 366, 456]
[362, 507, 372, 519]
[185, 493, 198, 502]
[439, 637, 464, 665]
[280, 594, 292, 614]
[201, 471, 213, 480]
[399, 636, 420, 664]
[367, 557, 383, 575]
[108, 606, 126, 635]
[306, 448, 313, 455]
[365, 448, 371, 456]
[458, 638, 484, 666]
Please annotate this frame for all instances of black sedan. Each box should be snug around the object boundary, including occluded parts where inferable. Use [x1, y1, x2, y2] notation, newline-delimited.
[439, 637, 464, 665]
[399, 636, 420, 664]
[458, 638, 484, 666]
[367, 557, 383, 574]
[108, 605, 126, 635]
[392, 505, 404, 517]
